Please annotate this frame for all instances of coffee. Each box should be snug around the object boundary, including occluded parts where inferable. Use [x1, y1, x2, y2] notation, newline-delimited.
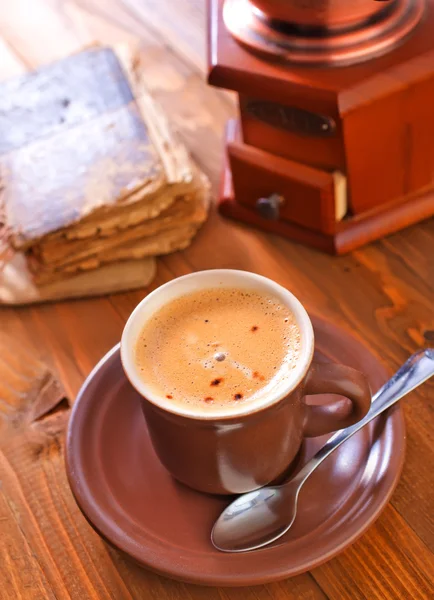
[134, 287, 301, 412]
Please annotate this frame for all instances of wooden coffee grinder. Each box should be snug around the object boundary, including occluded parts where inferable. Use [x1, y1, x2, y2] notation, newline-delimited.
[208, 0, 434, 253]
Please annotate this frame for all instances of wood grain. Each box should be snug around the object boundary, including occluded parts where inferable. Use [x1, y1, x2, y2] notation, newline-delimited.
[0, 1, 433, 599]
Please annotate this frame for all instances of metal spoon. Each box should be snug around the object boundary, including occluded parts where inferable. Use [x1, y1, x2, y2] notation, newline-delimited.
[212, 348, 434, 553]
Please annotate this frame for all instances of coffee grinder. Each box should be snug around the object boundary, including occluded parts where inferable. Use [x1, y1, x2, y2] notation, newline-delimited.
[208, 0, 434, 253]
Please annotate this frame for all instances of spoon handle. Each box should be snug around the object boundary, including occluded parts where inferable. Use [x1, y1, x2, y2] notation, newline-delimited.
[293, 349, 434, 486]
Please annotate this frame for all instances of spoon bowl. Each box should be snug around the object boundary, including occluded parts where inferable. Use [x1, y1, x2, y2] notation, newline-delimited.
[212, 484, 299, 552]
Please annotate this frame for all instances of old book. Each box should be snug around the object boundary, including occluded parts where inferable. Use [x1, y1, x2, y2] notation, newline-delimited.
[0, 254, 156, 305]
[0, 45, 201, 249]
[28, 173, 209, 284]
[0, 45, 210, 299]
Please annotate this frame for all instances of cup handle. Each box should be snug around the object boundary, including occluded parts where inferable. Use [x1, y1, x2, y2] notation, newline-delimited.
[302, 362, 371, 437]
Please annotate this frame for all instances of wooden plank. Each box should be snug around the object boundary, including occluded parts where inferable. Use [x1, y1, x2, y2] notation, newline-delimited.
[0, 0, 88, 67]
[65, 0, 160, 46]
[117, 0, 207, 72]
[0, 36, 27, 79]
[0, 490, 57, 600]
[381, 225, 434, 295]
[222, 579, 329, 600]
[312, 505, 434, 600]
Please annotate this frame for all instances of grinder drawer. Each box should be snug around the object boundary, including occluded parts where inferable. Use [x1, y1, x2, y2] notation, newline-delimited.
[228, 138, 347, 235]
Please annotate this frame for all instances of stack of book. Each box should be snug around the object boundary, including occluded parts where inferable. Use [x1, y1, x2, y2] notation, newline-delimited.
[0, 46, 209, 303]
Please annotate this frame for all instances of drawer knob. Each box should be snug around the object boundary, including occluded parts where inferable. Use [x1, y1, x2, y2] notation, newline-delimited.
[256, 193, 283, 220]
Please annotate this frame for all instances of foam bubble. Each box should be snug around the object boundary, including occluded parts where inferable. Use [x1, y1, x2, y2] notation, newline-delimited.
[230, 359, 253, 379]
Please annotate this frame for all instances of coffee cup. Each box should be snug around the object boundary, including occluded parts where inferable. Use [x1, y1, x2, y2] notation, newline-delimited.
[121, 269, 371, 495]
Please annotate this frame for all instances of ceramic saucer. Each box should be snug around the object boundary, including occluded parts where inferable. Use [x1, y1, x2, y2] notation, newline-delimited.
[66, 317, 405, 586]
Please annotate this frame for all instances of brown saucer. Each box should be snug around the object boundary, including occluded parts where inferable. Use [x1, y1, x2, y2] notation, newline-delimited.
[66, 317, 405, 586]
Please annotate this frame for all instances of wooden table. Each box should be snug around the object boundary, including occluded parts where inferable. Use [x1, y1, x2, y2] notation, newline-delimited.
[0, 1, 433, 598]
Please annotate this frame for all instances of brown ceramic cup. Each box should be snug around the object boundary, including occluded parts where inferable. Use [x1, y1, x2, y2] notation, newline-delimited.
[121, 270, 371, 495]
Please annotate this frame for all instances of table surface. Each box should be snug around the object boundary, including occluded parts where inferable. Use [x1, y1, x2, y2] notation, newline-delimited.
[0, 1, 433, 599]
